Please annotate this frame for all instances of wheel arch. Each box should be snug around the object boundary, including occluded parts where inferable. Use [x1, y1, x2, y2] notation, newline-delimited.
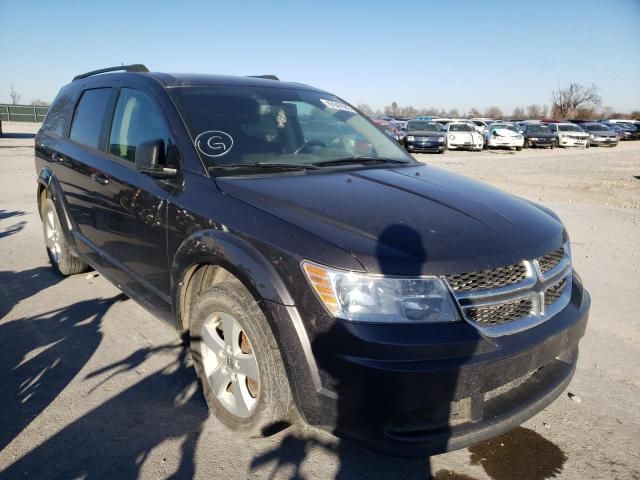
[171, 229, 295, 332]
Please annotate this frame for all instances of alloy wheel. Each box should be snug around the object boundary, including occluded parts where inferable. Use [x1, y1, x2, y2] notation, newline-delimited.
[44, 210, 62, 264]
[200, 312, 260, 418]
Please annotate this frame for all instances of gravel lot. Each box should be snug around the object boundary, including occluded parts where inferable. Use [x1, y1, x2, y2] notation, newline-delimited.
[1, 121, 639, 479]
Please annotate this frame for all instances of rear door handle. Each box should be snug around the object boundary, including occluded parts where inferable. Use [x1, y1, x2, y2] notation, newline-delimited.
[91, 173, 110, 186]
[51, 153, 64, 163]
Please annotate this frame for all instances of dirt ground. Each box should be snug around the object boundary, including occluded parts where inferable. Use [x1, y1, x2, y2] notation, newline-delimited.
[1, 121, 639, 479]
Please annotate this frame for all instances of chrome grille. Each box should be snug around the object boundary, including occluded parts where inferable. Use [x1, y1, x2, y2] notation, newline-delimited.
[444, 243, 572, 337]
[544, 278, 567, 307]
[444, 263, 527, 292]
[538, 247, 564, 274]
[467, 298, 533, 326]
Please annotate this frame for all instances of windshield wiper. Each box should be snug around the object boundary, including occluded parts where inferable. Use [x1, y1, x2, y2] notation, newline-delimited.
[209, 162, 320, 172]
[312, 156, 410, 167]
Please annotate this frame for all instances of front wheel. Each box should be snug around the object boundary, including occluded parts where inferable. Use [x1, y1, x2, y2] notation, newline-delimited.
[551, 140, 557, 149]
[516, 146, 523, 151]
[190, 283, 295, 434]
[41, 198, 88, 275]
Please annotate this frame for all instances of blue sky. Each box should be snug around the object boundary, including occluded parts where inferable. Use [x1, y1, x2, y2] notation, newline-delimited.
[1, 0, 639, 113]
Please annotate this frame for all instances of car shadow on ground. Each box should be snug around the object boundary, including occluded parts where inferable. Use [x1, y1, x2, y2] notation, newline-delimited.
[0, 291, 126, 452]
[1, 336, 209, 479]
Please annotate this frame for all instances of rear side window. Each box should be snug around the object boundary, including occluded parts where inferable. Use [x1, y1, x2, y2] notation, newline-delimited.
[108, 88, 171, 162]
[42, 89, 77, 137]
[69, 88, 112, 148]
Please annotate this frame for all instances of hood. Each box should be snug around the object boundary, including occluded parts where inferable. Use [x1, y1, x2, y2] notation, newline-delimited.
[559, 130, 588, 137]
[588, 130, 616, 136]
[217, 165, 564, 276]
[525, 132, 555, 138]
[492, 128, 520, 137]
[407, 130, 446, 137]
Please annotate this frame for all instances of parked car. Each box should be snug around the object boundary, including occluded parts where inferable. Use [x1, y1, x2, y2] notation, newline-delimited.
[443, 122, 484, 150]
[401, 120, 447, 153]
[603, 122, 639, 141]
[579, 122, 619, 147]
[484, 123, 525, 150]
[521, 124, 557, 148]
[470, 119, 493, 133]
[35, 64, 590, 457]
[543, 122, 590, 148]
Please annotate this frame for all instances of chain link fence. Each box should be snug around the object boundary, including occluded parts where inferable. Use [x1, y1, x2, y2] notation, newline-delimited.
[0, 104, 49, 122]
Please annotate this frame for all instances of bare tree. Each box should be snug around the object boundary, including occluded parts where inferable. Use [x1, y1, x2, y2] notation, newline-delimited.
[30, 99, 50, 106]
[467, 108, 481, 118]
[600, 106, 615, 119]
[447, 108, 460, 118]
[356, 104, 373, 115]
[10, 85, 22, 105]
[526, 104, 542, 119]
[483, 106, 503, 119]
[511, 106, 525, 119]
[551, 83, 601, 118]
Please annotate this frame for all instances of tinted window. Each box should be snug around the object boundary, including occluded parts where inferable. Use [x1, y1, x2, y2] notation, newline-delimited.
[42, 89, 78, 137]
[449, 123, 474, 132]
[108, 89, 171, 162]
[69, 88, 112, 148]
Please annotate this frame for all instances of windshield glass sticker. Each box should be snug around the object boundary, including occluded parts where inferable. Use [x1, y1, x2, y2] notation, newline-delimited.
[195, 130, 234, 157]
[320, 99, 356, 113]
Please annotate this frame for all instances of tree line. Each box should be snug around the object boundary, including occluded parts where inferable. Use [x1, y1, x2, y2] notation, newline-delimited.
[358, 83, 639, 120]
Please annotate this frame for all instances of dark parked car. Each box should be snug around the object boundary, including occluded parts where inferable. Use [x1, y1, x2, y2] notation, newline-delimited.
[604, 122, 640, 140]
[521, 124, 558, 148]
[401, 120, 447, 153]
[35, 65, 589, 456]
[580, 123, 619, 147]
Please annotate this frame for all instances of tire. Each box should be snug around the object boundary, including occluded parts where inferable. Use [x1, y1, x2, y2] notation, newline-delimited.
[516, 146, 523, 151]
[190, 283, 294, 435]
[41, 198, 88, 276]
[523, 141, 529, 149]
[551, 140, 557, 149]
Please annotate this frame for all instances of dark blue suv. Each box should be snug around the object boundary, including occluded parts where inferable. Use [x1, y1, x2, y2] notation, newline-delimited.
[35, 65, 589, 456]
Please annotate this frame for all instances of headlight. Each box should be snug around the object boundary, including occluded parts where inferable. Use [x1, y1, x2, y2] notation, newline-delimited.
[589, 134, 594, 138]
[437, 137, 445, 143]
[530, 137, 539, 141]
[449, 134, 456, 141]
[302, 262, 460, 323]
[516, 135, 523, 139]
[406, 135, 415, 142]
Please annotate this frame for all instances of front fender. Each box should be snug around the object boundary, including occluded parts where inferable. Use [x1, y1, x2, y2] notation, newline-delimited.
[170, 229, 295, 308]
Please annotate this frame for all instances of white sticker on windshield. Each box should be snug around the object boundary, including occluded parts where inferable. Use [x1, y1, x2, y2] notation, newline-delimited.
[195, 130, 234, 158]
[320, 99, 356, 113]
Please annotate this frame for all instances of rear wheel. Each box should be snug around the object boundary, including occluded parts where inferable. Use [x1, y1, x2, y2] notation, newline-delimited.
[41, 198, 88, 276]
[190, 283, 294, 434]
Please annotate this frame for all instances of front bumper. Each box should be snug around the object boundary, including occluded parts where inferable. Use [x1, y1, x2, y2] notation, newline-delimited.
[589, 137, 619, 146]
[526, 138, 554, 147]
[559, 137, 589, 147]
[404, 140, 445, 153]
[487, 138, 523, 148]
[273, 279, 590, 456]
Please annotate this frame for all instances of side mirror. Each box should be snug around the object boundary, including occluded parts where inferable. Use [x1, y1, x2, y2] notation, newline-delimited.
[135, 139, 177, 178]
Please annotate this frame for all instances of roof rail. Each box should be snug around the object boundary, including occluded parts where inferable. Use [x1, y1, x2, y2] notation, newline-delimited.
[72, 64, 149, 82]
[247, 75, 279, 81]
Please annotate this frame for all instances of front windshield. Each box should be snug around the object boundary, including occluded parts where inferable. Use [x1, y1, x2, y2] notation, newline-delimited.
[448, 123, 474, 132]
[170, 86, 411, 169]
[584, 124, 609, 132]
[558, 124, 582, 132]
[492, 124, 520, 132]
[526, 125, 552, 134]
[406, 121, 440, 132]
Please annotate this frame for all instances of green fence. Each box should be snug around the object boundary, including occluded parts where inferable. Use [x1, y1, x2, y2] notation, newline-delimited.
[0, 104, 49, 122]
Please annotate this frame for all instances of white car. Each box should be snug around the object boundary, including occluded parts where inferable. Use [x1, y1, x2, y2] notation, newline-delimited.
[470, 118, 494, 133]
[545, 123, 590, 148]
[484, 123, 525, 150]
[444, 122, 484, 151]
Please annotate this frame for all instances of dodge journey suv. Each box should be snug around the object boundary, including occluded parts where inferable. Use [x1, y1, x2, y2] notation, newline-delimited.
[35, 65, 590, 456]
